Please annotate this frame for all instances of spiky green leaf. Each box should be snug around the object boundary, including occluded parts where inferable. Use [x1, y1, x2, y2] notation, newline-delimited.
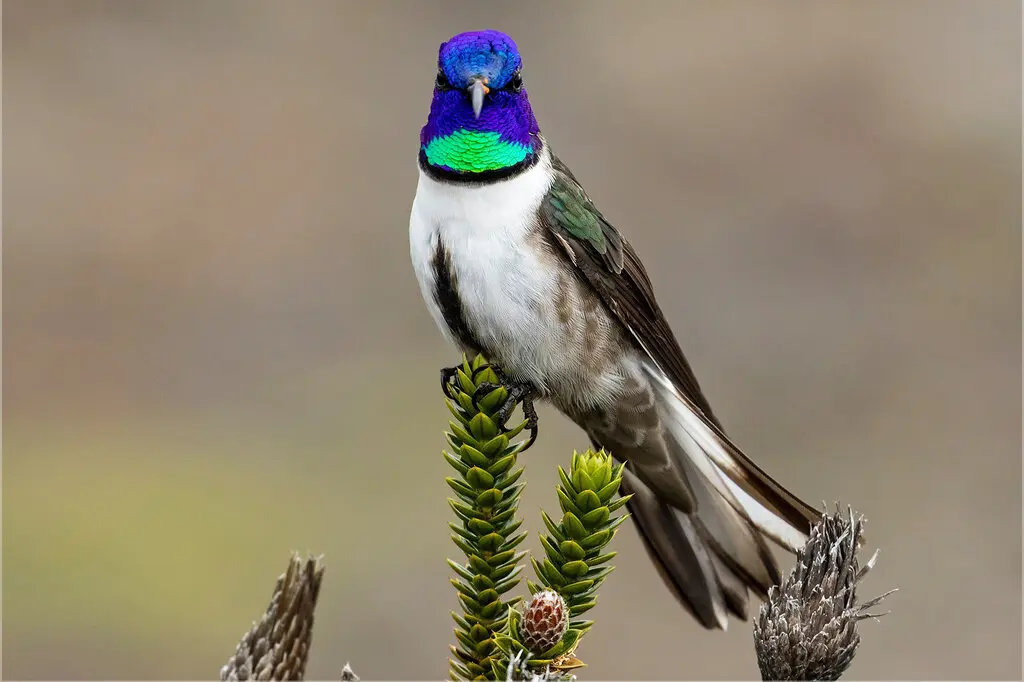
[458, 592, 482, 612]
[561, 579, 595, 596]
[561, 560, 590, 578]
[465, 466, 495, 490]
[559, 540, 587, 561]
[489, 507, 518, 527]
[489, 562, 520, 582]
[476, 588, 501, 605]
[538, 534, 566, 565]
[499, 531, 528, 552]
[607, 495, 632, 513]
[581, 505, 610, 527]
[532, 556, 566, 587]
[562, 512, 588, 541]
[449, 522, 476, 542]
[477, 386, 509, 414]
[580, 528, 611, 549]
[468, 412, 499, 441]
[541, 510, 566, 542]
[459, 443, 491, 468]
[558, 465, 576, 495]
[444, 448, 472, 475]
[471, 573, 495, 591]
[606, 514, 631, 532]
[451, 535, 479, 557]
[448, 560, 476, 583]
[481, 434, 510, 457]
[448, 499, 478, 523]
[498, 468, 525, 491]
[475, 488, 503, 508]
[574, 467, 596, 493]
[486, 451, 515, 475]
[596, 477, 621, 502]
[557, 487, 585, 518]
[503, 418, 528, 440]
[492, 574, 523, 595]
[584, 564, 615, 583]
[586, 550, 617, 566]
[468, 554, 492, 576]
[452, 612, 473, 631]
[446, 476, 477, 498]
[477, 532, 504, 552]
[478, 599, 505, 620]
[576, 489, 602, 512]
[570, 600, 598, 615]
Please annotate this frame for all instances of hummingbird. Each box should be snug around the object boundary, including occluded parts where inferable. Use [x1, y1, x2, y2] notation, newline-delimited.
[409, 29, 821, 630]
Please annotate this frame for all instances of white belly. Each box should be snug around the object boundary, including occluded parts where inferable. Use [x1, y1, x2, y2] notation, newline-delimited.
[408, 151, 629, 406]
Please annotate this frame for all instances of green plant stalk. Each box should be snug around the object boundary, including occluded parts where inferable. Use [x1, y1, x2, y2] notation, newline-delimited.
[528, 449, 631, 635]
[443, 355, 531, 680]
[493, 449, 631, 676]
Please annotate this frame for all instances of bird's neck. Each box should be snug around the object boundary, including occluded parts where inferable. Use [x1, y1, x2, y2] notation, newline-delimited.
[419, 130, 543, 184]
[415, 144, 555, 240]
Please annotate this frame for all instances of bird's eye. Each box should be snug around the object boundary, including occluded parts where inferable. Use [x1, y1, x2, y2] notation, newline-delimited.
[506, 71, 523, 92]
[435, 69, 452, 90]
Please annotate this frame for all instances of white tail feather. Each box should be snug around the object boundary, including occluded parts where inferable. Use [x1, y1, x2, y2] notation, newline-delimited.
[644, 363, 810, 552]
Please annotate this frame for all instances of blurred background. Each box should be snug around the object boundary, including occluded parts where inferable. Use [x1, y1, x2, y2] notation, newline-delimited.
[4, 1, 1021, 679]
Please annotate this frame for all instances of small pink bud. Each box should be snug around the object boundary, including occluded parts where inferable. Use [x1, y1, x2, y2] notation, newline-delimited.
[520, 589, 569, 653]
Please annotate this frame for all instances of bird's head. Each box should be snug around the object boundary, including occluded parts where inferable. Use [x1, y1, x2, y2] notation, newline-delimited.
[420, 30, 541, 178]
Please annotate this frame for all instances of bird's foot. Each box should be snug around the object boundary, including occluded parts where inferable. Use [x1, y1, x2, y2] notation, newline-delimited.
[440, 365, 462, 400]
[471, 368, 539, 453]
[441, 362, 539, 451]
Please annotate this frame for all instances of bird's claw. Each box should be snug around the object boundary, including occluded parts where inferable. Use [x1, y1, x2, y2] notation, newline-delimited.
[441, 362, 539, 452]
[515, 389, 539, 453]
[476, 378, 539, 453]
[440, 365, 462, 400]
[471, 380, 501, 408]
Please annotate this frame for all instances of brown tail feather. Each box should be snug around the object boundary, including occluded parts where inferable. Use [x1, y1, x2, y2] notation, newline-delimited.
[620, 467, 736, 629]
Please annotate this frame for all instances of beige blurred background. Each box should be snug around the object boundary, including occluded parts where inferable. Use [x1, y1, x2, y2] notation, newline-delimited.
[4, 1, 1021, 679]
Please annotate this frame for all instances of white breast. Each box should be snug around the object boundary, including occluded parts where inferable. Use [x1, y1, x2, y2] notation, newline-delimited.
[409, 148, 624, 401]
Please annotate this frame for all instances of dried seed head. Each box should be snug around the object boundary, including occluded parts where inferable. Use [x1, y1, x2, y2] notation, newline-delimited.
[521, 589, 569, 654]
[753, 507, 895, 681]
[221, 554, 324, 682]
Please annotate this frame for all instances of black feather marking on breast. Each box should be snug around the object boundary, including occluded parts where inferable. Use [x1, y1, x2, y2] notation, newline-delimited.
[431, 239, 484, 354]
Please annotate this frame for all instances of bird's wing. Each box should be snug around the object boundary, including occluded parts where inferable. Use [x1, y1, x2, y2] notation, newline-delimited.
[540, 152, 820, 540]
[540, 155, 719, 425]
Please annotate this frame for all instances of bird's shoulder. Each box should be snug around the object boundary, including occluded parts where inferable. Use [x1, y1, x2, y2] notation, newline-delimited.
[539, 154, 626, 274]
